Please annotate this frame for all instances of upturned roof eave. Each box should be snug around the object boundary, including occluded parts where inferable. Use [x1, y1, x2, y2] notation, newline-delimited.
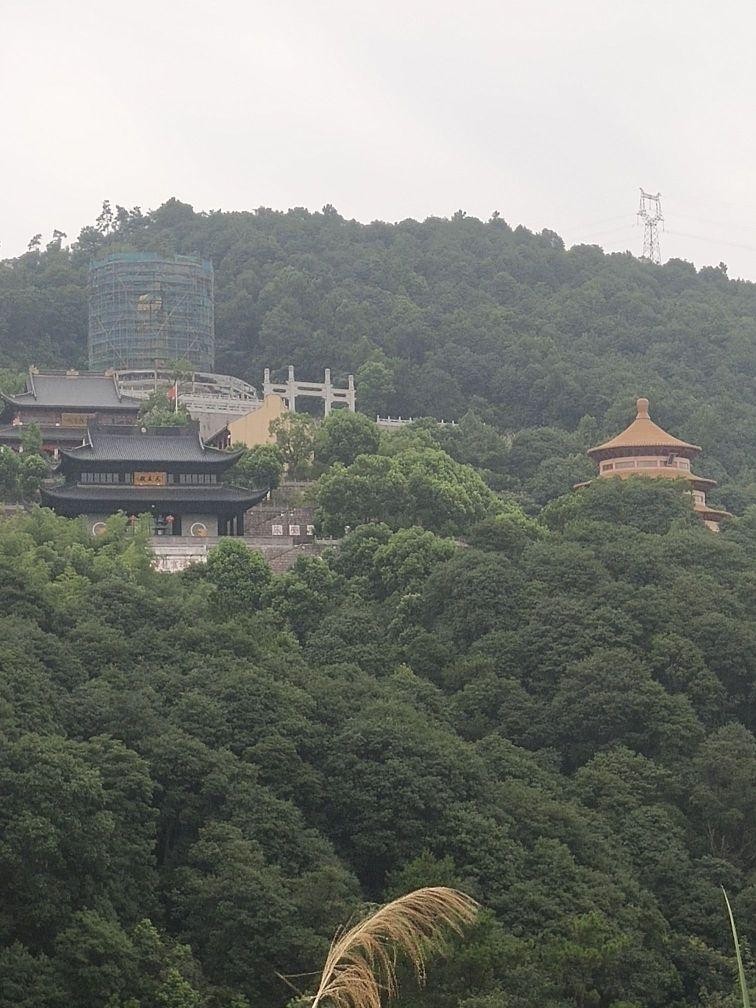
[40, 485, 268, 507]
[56, 440, 243, 468]
[587, 440, 702, 459]
[588, 398, 702, 458]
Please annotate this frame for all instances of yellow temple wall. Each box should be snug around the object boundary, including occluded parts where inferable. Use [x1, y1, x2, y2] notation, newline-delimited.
[226, 395, 285, 448]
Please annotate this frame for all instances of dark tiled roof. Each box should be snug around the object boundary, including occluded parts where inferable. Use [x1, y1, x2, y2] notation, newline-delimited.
[3, 372, 141, 409]
[60, 427, 241, 466]
[42, 485, 267, 506]
[0, 424, 87, 442]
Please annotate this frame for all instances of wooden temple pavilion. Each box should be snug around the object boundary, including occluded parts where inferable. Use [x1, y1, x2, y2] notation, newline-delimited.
[41, 421, 267, 537]
[583, 397, 731, 530]
[0, 369, 141, 457]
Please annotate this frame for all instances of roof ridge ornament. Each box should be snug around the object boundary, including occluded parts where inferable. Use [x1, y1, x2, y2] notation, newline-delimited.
[636, 397, 650, 419]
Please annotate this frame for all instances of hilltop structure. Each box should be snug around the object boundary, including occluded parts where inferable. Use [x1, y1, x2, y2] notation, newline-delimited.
[41, 421, 266, 537]
[263, 366, 355, 414]
[0, 369, 141, 456]
[88, 253, 215, 371]
[584, 397, 731, 530]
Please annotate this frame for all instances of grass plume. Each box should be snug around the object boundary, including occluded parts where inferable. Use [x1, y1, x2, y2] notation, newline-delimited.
[723, 887, 752, 1008]
[309, 886, 479, 1008]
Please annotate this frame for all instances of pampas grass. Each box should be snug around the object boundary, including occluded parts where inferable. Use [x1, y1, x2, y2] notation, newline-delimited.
[309, 886, 479, 1008]
[723, 887, 752, 1008]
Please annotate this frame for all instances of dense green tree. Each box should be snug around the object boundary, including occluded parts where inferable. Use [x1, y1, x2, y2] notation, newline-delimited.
[467, 509, 544, 556]
[17, 452, 48, 499]
[0, 447, 20, 500]
[139, 390, 191, 427]
[316, 446, 500, 536]
[542, 476, 700, 534]
[371, 526, 456, 597]
[355, 360, 396, 418]
[270, 412, 316, 478]
[0, 444, 47, 502]
[227, 443, 284, 490]
[550, 649, 703, 768]
[687, 724, 756, 869]
[0, 942, 61, 1008]
[314, 409, 380, 467]
[0, 734, 119, 945]
[52, 910, 137, 1007]
[263, 555, 341, 637]
[0, 370, 24, 397]
[204, 539, 272, 614]
[19, 423, 42, 455]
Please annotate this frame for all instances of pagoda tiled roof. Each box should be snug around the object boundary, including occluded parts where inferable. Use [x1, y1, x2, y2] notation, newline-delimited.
[2, 370, 141, 410]
[588, 399, 701, 458]
[59, 424, 241, 467]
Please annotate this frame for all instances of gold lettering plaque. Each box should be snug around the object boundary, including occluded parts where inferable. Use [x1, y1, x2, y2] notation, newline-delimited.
[61, 412, 93, 427]
[134, 471, 167, 487]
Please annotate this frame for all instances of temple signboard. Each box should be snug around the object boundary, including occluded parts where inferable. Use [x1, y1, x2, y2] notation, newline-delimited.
[134, 471, 167, 487]
[61, 412, 95, 427]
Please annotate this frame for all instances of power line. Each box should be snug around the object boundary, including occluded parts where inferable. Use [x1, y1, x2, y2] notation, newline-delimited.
[665, 228, 756, 255]
[558, 212, 635, 234]
[570, 223, 636, 244]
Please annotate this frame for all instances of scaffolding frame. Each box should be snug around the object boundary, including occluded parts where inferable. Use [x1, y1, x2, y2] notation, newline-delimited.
[88, 253, 215, 372]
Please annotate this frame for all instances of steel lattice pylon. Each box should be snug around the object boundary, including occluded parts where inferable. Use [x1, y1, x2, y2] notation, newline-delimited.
[637, 189, 664, 264]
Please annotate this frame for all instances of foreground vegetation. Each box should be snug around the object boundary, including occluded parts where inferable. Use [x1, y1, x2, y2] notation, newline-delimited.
[0, 470, 754, 1007]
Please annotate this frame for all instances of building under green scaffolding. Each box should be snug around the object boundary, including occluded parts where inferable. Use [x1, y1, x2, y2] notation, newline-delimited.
[88, 252, 214, 371]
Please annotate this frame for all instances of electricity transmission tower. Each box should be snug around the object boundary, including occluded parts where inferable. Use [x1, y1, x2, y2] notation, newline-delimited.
[637, 189, 663, 264]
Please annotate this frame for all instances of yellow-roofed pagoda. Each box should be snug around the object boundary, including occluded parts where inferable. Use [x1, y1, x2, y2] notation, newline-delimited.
[583, 397, 731, 530]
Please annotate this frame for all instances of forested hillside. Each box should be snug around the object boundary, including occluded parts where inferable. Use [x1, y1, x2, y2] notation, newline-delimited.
[0, 481, 754, 1008]
[1, 199, 754, 511]
[1, 203, 755, 1008]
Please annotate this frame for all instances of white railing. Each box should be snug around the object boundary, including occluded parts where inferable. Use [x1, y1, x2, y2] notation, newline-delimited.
[376, 416, 458, 427]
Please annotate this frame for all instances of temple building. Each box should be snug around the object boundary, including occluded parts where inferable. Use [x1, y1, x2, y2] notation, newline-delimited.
[41, 421, 267, 537]
[0, 369, 141, 457]
[584, 397, 731, 530]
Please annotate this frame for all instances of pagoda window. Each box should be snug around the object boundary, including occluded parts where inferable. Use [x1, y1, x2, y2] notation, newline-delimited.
[601, 462, 614, 471]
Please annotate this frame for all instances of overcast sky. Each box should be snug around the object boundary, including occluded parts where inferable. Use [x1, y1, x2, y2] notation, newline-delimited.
[4, 0, 756, 277]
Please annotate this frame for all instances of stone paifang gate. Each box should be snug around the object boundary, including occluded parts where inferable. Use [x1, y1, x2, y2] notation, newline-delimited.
[262, 367, 355, 414]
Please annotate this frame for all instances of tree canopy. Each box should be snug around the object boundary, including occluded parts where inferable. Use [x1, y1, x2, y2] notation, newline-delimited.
[0, 482, 753, 1007]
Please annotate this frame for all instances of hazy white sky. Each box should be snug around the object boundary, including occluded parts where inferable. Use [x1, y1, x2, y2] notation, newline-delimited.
[4, 0, 756, 276]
